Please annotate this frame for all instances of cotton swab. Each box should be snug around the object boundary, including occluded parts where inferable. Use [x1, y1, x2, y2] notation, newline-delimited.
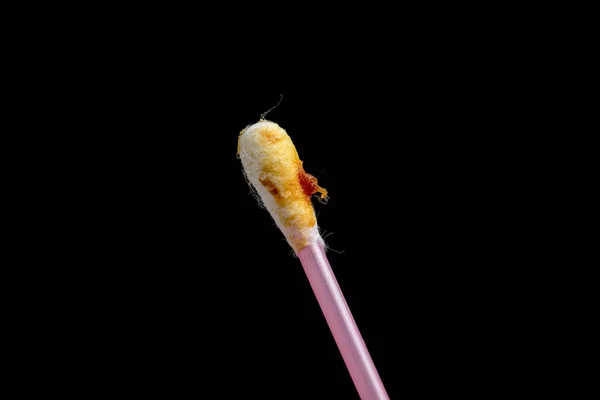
[238, 121, 389, 400]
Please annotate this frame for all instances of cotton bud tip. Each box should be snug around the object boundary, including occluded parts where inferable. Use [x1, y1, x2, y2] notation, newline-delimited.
[238, 120, 327, 253]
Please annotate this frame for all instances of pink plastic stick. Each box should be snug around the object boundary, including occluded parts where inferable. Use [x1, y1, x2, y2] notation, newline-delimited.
[298, 243, 390, 400]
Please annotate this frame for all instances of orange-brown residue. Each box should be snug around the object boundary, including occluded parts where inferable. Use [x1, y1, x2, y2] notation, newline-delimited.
[298, 167, 328, 199]
[261, 128, 284, 144]
[258, 159, 320, 230]
[282, 210, 316, 229]
[259, 177, 281, 199]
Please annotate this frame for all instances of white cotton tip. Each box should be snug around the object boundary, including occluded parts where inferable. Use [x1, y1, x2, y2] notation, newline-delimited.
[238, 120, 328, 254]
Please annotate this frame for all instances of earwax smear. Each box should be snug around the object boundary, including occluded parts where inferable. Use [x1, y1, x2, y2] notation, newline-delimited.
[238, 120, 327, 253]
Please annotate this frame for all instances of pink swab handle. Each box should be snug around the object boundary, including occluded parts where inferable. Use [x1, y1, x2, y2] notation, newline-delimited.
[298, 244, 390, 400]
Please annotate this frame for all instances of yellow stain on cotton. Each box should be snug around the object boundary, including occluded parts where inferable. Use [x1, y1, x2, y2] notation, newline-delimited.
[238, 120, 327, 251]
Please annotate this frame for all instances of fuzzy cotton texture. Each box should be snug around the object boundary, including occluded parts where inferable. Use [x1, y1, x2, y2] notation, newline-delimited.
[238, 120, 327, 253]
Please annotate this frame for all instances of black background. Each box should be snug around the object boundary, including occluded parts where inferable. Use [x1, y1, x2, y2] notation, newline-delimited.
[10, 4, 576, 397]
[63, 85, 511, 398]
[26, 31, 532, 395]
